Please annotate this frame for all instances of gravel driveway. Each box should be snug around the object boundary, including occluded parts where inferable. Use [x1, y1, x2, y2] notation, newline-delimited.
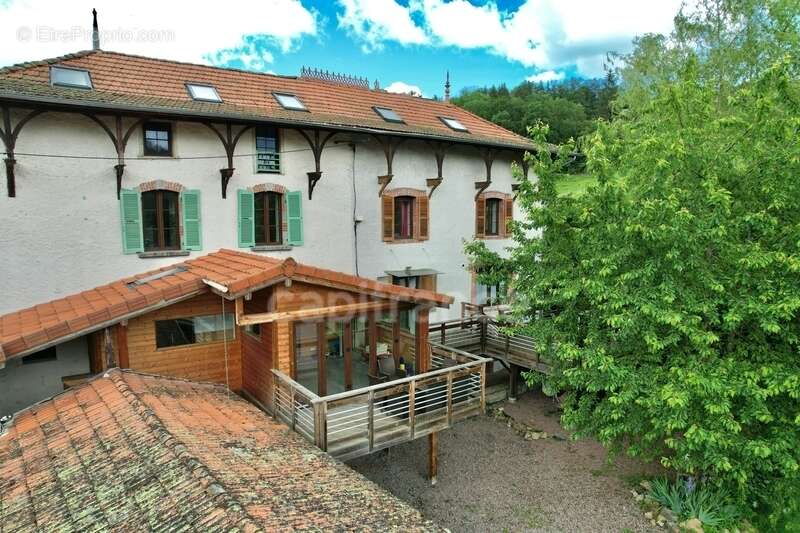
[348, 389, 659, 533]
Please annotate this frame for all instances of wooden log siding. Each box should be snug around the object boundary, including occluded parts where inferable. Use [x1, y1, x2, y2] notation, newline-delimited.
[241, 290, 275, 410]
[125, 292, 243, 390]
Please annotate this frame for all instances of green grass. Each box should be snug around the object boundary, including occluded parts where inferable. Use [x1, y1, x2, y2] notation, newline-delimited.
[555, 173, 597, 197]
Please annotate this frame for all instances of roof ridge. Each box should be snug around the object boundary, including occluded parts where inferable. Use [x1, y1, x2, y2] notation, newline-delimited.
[0, 49, 99, 75]
[108, 370, 266, 532]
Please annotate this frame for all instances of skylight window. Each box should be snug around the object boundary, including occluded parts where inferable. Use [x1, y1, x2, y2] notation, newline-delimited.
[50, 66, 93, 89]
[273, 93, 307, 111]
[439, 117, 469, 132]
[373, 106, 404, 123]
[186, 83, 222, 102]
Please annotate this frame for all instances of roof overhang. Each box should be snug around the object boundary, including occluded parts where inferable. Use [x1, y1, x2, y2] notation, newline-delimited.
[0, 90, 537, 152]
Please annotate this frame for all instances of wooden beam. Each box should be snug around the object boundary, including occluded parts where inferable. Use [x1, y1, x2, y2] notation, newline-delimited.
[116, 323, 129, 368]
[238, 300, 391, 325]
[392, 315, 401, 369]
[234, 297, 244, 325]
[415, 307, 430, 373]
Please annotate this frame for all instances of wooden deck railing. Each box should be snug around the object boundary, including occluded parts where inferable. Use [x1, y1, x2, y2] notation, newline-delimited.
[429, 315, 550, 374]
[272, 344, 490, 461]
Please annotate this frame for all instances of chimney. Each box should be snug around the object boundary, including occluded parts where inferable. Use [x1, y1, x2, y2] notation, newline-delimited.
[444, 70, 451, 102]
[92, 8, 100, 50]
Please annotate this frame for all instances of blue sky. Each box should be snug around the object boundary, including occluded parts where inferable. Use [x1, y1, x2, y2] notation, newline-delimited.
[1, 0, 682, 98]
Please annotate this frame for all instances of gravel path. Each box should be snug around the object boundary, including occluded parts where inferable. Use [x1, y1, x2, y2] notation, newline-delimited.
[348, 389, 660, 532]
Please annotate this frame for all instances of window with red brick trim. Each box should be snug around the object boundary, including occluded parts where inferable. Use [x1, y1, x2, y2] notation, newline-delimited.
[476, 191, 513, 239]
[381, 189, 429, 243]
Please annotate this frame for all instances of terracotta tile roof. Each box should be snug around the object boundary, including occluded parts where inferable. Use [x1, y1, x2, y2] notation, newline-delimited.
[0, 369, 440, 531]
[0, 50, 533, 150]
[0, 249, 453, 364]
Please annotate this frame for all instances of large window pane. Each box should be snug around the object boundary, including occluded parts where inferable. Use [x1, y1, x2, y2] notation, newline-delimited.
[394, 196, 414, 239]
[155, 314, 234, 348]
[294, 322, 319, 394]
[141, 191, 159, 251]
[161, 191, 180, 249]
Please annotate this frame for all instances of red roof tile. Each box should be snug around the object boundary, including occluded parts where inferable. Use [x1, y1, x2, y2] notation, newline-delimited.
[0, 50, 532, 150]
[0, 250, 452, 364]
[0, 369, 440, 531]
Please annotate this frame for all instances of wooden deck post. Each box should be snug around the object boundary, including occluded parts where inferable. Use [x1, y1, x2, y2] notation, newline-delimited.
[428, 432, 439, 486]
[367, 389, 375, 452]
[480, 362, 487, 414]
[317, 321, 327, 396]
[415, 307, 430, 373]
[509, 363, 519, 402]
[314, 401, 328, 451]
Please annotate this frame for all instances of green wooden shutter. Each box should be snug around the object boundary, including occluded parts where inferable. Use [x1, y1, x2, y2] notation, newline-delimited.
[119, 188, 143, 254]
[237, 189, 255, 248]
[181, 189, 202, 251]
[286, 190, 304, 246]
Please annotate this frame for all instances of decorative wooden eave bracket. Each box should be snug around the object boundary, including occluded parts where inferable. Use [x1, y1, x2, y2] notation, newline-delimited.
[474, 147, 498, 200]
[84, 114, 144, 198]
[375, 135, 404, 197]
[426, 141, 450, 198]
[296, 129, 337, 200]
[204, 122, 253, 199]
[511, 152, 530, 200]
[1, 106, 45, 198]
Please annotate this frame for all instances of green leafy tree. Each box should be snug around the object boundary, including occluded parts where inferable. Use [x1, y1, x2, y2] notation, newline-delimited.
[467, 1, 800, 526]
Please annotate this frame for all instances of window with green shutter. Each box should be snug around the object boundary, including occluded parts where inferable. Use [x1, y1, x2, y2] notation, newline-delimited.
[119, 189, 144, 254]
[237, 189, 255, 248]
[181, 190, 202, 251]
[286, 190, 303, 246]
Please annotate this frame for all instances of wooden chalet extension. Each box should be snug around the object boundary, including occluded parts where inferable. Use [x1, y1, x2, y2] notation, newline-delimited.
[0, 249, 494, 478]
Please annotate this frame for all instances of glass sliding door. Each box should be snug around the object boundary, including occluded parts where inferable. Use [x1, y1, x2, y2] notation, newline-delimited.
[294, 322, 320, 394]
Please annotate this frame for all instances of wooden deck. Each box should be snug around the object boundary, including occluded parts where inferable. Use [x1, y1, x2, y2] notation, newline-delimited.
[429, 316, 551, 374]
[272, 343, 490, 461]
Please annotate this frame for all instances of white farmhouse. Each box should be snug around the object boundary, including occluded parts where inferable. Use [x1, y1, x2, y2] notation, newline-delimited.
[0, 45, 534, 413]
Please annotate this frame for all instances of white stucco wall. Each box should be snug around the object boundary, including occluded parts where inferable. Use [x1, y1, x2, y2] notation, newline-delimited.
[0, 336, 90, 416]
[0, 111, 524, 320]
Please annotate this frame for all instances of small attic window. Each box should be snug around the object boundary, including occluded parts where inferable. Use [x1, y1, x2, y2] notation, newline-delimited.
[273, 92, 307, 111]
[373, 106, 404, 123]
[439, 116, 469, 132]
[50, 66, 93, 89]
[186, 83, 222, 102]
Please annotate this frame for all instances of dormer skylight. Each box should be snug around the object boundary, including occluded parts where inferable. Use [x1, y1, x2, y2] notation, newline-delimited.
[50, 66, 93, 89]
[373, 106, 404, 123]
[186, 83, 222, 102]
[439, 116, 469, 132]
[273, 92, 307, 111]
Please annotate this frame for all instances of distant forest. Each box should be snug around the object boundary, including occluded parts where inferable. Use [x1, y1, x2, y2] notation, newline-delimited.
[452, 73, 618, 145]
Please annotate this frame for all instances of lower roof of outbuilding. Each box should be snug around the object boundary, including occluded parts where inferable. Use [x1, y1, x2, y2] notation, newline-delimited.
[0, 249, 453, 365]
[0, 369, 441, 532]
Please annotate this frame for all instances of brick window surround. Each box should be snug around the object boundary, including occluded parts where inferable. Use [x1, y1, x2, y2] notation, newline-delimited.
[475, 191, 513, 239]
[381, 188, 429, 243]
[249, 183, 288, 244]
[136, 180, 186, 193]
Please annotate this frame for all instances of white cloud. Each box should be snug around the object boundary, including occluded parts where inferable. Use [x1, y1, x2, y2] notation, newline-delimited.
[0, 0, 318, 67]
[337, 0, 428, 52]
[526, 70, 564, 83]
[384, 81, 424, 96]
[337, 0, 682, 78]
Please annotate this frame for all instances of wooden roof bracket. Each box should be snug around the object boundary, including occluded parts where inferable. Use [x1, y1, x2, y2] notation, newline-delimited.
[375, 135, 404, 197]
[296, 128, 337, 200]
[426, 141, 450, 198]
[2, 106, 45, 198]
[84, 114, 144, 198]
[512, 151, 529, 200]
[204, 122, 253, 199]
[474, 147, 498, 199]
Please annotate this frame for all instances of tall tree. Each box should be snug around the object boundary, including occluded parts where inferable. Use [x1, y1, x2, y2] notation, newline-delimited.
[467, 0, 800, 527]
